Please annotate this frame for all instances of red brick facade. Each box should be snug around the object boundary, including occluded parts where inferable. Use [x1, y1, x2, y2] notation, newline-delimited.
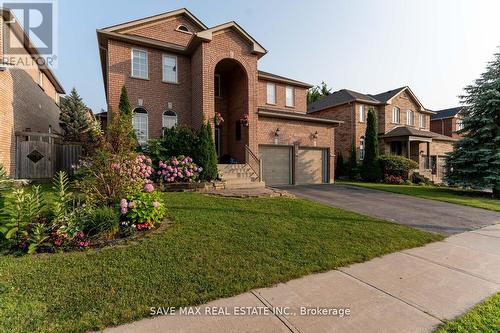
[98, 9, 338, 183]
[430, 116, 463, 139]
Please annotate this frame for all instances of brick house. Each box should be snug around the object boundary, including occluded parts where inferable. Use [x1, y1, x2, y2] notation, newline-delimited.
[0, 8, 65, 177]
[308, 86, 456, 182]
[97, 8, 341, 186]
[430, 107, 464, 139]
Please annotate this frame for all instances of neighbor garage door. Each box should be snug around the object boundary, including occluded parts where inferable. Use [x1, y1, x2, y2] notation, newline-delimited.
[296, 148, 327, 184]
[260, 145, 292, 185]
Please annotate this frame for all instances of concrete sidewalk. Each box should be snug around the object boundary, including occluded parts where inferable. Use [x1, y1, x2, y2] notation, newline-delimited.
[103, 224, 500, 333]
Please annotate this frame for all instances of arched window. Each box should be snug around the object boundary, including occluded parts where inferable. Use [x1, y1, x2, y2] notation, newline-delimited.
[162, 110, 177, 129]
[177, 24, 189, 32]
[407, 110, 414, 126]
[132, 108, 148, 144]
[360, 136, 365, 160]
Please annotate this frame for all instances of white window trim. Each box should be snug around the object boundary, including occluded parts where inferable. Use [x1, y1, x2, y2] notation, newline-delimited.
[359, 105, 366, 123]
[360, 137, 365, 160]
[162, 111, 178, 129]
[162, 54, 178, 84]
[285, 86, 294, 107]
[392, 107, 400, 124]
[214, 74, 221, 98]
[175, 24, 192, 34]
[456, 119, 464, 131]
[131, 48, 149, 79]
[266, 82, 276, 105]
[419, 114, 425, 128]
[407, 110, 414, 126]
[132, 109, 149, 144]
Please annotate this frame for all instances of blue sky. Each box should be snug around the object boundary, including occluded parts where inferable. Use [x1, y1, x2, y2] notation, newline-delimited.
[54, 0, 500, 112]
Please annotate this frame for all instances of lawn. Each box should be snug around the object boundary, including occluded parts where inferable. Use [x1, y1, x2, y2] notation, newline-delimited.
[435, 293, 500, 333]
[340, 181, 500, 212]
[0, 192, 441, 332]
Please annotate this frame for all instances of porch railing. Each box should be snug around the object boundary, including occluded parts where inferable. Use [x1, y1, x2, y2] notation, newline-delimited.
[244, 145, 262, 182]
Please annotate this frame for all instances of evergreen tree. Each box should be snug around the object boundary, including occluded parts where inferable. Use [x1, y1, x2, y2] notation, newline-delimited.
[445, 51, 500, 198]
[361, 108, 381, 181]
[347, 145, 358, 179]
[106, 86, 137, 154]
[197, 121, 218, 181]
[118, 85, 132, 116]
[335, 152, 345, 179]
[59, 88, 91, 142]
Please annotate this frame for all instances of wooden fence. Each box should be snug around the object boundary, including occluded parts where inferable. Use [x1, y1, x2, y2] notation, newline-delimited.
[15, 132, 82, 179]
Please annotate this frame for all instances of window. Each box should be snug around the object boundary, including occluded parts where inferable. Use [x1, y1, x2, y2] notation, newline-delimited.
[214, 74, 221, 97]
[162, 54, 177, 83]
[177, 24, 189, 32]
[266, 82, 276, 104]
[359, 136, 365, 160]
[132, 108, 148, 144]
[392, 107, 400, 124]
[456, 119, 464, 131]
[285, 86, 294, 107]
[359, 105, 366, 122]
[419, 114, 425, 128]
[131, 49, 148, 79]
[407, 110, 414, 126]
[162, 110, 177, 129]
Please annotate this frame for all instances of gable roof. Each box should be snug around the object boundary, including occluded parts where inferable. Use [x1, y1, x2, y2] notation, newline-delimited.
[381, 126, 456, 141]
[430, 107, 462, 120]
[0, 8, 65, 94]
[307, 89, 379, 113]
[258, 70, 312, 88]
[368, 87, 406, 102]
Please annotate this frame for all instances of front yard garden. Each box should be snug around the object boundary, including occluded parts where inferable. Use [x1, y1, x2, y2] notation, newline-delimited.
[435, 292, 500, 333]
[0, 191, 441, 332]
[339, 181, 500, 212]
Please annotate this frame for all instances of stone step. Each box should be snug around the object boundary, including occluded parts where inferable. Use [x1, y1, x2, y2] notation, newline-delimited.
[224, 181, 266, 190]
[224, 177, 259, 185]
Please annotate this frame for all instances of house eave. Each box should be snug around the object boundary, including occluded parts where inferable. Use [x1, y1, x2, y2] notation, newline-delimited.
[258, 109, 343, 126]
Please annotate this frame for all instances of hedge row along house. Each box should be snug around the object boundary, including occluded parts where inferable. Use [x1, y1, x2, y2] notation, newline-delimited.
[308, 87, 457, 183]
[97, 8, 343, 187]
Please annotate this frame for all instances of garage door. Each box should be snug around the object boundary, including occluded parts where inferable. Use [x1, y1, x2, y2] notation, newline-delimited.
[260, 146, 292, 185]
[296, 148, 327, 184]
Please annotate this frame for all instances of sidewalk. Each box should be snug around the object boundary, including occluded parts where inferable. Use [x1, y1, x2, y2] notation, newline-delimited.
[103, 224, 500, 333]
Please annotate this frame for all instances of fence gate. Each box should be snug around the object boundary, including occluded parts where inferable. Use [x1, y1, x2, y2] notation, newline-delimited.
[15, 132, 82, 179]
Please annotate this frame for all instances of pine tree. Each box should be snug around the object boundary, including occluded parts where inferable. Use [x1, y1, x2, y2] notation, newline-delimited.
[361, 108, 381, 181]
[347, 145, 358, 179]
[59, 88, 91, 142]
[335, 152, 345, 179]
[118, 85, 132, 116]
[106, 86, 137, 154]
[197, 121, 218, 181]
[445, 51, 500, 198]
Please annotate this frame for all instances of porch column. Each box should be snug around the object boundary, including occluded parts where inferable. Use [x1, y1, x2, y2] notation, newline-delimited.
[407, 139, 411, 158]
[426, 142, 430, 169]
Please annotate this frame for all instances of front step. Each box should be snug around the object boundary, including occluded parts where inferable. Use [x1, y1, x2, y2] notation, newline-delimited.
[218, 163, 265, 190]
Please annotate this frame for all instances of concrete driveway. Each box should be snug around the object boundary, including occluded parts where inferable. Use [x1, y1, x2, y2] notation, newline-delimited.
[278, 184, 500, 235]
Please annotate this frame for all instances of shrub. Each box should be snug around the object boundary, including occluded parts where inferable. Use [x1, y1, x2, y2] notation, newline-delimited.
[347, 145, 359, 179]
[82, 206, 120, 238]
[411, 172, 432, 185]
[144, 126, 199, 163]
[120, 191, 167, 229]
[335, 152, 345, 179]
[384, 175, 404, 184]
[197, 121, 218, 181]
[379, 155, 418, 180]
[157, 156, 201, 183]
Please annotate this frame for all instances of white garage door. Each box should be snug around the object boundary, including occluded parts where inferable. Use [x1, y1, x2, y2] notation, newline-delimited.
[260, 146, 292, 185]
[296, 148, 327, 184]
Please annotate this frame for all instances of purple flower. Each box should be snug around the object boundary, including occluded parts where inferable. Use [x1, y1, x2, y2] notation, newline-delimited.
[120, 207, 128, 215]
[143, 183, 154, 193]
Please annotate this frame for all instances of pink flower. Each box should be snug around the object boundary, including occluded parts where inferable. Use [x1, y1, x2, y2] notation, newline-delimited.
[128, 201, 136, 208]
[120, 199, 128, 208]
[152, 201, 160, 208]
[143, 183, 154, 193]
[120, 207, 128, 215]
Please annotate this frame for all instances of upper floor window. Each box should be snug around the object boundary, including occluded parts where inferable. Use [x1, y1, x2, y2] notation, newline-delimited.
[285, 86, 294, 107]
[132, 108, 148, 144]
[359, 105, 366, 122]
[132, 49, 148, 79]
[392, 107, 400, 124]
[162, 110, 177, 129]
[266, 82, 276, 104]
[359, 136, 365, 160]
[177, 24, 189, 32]
[456, 119, 464, 131]
[407, 110, 414, 126]
[162, 54, 177, 83]
[419, 114, 425, 128]
[214, 74, 221, 97]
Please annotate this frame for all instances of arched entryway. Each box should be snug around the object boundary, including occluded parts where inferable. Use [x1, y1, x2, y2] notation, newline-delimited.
[213, 58, 249, 163]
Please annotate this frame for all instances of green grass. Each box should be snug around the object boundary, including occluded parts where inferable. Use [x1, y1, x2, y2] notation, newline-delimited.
[340, 181, 500, 212]
[0, 192, 441, 332]
[435, 293, 500, 332]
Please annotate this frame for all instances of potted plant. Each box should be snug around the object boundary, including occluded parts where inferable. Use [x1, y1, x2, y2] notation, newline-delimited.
[214, 112, 224, 127]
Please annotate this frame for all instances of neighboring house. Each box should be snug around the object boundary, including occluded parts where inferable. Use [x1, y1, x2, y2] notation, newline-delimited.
[0, 8, 65, 177]
[94, 111, 108, 132]
[97, 8, 341, 186]
[430, 107, 464, 138]
[308, 86, 456, 182]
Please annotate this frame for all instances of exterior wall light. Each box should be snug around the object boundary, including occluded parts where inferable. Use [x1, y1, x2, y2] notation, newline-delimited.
[274, 128, 280, 145]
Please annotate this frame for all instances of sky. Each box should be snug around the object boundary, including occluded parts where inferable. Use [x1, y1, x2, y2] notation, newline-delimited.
[53, 0, 500, 113]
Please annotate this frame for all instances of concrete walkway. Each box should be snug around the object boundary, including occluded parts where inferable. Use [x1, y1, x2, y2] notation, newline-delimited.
[103, 224, 500, 333]
[279, 184, 500, 235]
